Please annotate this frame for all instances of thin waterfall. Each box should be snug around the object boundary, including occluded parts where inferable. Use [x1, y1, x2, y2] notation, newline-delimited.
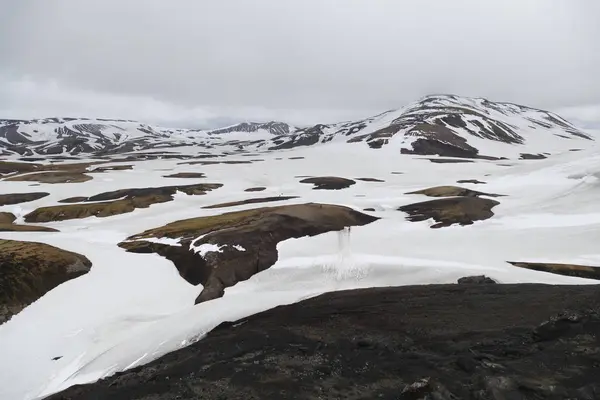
[323, 226, 369, 280]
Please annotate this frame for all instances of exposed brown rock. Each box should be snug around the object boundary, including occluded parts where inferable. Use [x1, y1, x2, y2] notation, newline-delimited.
[507, 262, 600, 281]
[406, 185, 502, 198]
[355, 177, 385, 182]
[398, 197, 500, 228]
[457, 179, 486, 184]
[0, 212, 16, 224]
[163, 172, 206, 179]
[0, 192, 49, 206]
[0, 212, 58, 232]
[244, 187, 266, 192]
[0, 161, 43, 175]
[299, 177, 356, 190]
[203, 196, 299, 209]
[5, 171, 93, 184]
[0, 224, 58, 233]
[24, 183, 222, 223]
[0, 161, 100, 178]
[119, 204, 379, 303]
[0, 239, 91, 323]
[363, 207, 376, 212]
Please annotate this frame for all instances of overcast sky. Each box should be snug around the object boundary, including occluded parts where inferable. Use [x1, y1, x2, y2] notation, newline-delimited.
[0, 0, 599, 128]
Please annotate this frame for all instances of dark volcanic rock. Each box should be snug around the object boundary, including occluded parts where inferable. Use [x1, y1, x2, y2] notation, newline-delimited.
[118, 204, 378, 303]
[0, 192, 49, 206]
[520, 153, 547, 160]
[244, 186, 266, 192]
[48, 284, 600, 400]
[24, 183, 222, 223]
[299, 177, 356, 190]
[162, 172, 206, 179]
[508, 261, 600, 281]
[427, 158, 475, 164]
[355, 177, 385, 182]
[0, 239, 91, 324]
[401, 123, 482, 158]
[457, 179, 486, 184]
[457, 275, 497, 285]
[399, 197, 500, 228]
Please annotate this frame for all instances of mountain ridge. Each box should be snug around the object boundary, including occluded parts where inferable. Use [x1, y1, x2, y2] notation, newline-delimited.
[0, 94, 593, 159]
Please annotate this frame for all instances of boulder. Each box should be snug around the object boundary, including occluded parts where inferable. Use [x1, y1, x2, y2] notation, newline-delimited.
[457, 275, 497, 285]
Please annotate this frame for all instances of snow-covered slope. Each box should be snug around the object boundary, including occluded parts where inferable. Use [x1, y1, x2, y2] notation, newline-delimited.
[0, 94, 593, 159]
[0, 95, 599, 399]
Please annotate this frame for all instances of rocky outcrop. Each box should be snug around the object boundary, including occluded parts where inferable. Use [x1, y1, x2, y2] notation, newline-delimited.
[457, 275, 497, 284]
[399, 197, 500, 228]
[0, 192, 49, 206]
[118, 204, 378, 303]
[406, 185, 502, 198]
[427, 158, 475, 163]
[0, 212, 58, 232]
[508, 261, 600, 281]
[355, 177, 385, 182]
[5, 171, 93, 184]
[163, 172, 206, 178]
[0, 161, 130, 183]
[202, 196, 299, 209]
[47, 284, 600, 400]
[299, 177, 356, 190]
[89, 164, 133, 172]
[23, 183, 222, 223]
[520, 153, 547, 160]
[0, 239, 91, 324]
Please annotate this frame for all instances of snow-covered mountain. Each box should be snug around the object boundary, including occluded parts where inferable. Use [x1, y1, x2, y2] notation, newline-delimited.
[0, 94, 593, 159]
[2, 94, 600, 400]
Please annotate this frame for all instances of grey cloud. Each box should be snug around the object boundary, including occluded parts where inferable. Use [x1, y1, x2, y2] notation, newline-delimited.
[1, 0, 599, 125]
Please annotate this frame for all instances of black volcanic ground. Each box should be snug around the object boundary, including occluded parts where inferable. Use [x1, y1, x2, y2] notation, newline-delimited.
[48, 282, 600, 400]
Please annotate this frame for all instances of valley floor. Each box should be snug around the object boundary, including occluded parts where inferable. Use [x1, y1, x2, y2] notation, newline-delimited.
[1, 141, 600, 399]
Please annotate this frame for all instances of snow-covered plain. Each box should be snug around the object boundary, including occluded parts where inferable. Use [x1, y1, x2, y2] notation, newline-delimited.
[1, 136, 600, 399]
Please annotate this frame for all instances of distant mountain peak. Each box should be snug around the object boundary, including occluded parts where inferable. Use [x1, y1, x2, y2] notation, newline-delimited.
[0, 95, 593, 160]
